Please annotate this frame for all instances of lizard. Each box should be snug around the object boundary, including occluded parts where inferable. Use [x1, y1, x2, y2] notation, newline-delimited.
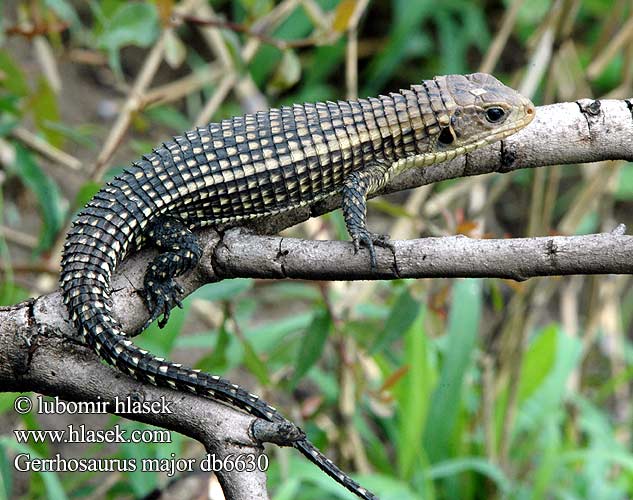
[60, 72, 535, 500]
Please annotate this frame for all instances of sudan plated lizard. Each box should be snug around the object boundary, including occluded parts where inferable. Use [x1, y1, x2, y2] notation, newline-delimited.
[60, 73, 535, 500]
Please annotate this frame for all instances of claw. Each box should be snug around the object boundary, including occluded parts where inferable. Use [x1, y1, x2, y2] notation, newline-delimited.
[352, 230, 394, 271]
[141, 278, 183, 330]
[360, 234, 378, 271]
[158, 311, 170, 328]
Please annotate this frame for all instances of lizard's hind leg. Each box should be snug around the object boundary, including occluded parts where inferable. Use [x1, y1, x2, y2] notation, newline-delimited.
[141, 216, 202, 330]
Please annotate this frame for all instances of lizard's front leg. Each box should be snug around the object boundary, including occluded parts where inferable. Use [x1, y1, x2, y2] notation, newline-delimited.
[141, 216, 202, 330]
[342, 161, 395, 271]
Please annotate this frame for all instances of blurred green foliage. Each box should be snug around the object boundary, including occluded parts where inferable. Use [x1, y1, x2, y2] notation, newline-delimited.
[2, 1, 633, 499]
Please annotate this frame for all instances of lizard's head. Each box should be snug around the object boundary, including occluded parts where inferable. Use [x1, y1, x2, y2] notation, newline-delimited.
[437, 72, 535, 150]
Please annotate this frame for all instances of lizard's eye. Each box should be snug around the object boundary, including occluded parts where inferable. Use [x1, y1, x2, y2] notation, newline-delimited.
[485, 107, 505, 123]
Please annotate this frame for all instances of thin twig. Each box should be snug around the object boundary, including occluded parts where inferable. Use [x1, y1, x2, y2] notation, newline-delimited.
[345, 0, 370, 99]
[194, 0, 302, 125]
[178, 14, 329, 50]
[11, 127, 82, 171]
[0, 224, 39, 250]
[587, 15, 633, 80]
[479, 0, 526, 74]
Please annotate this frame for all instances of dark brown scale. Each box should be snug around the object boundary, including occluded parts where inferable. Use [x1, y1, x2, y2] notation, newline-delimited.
[338, 100, 362, 168]
[305, 103, 329, 194]
[378, 95, 401, 158]
[327, 101, 353, 185]
[296, 103, 323, 198]
[290, 104, 316, 200]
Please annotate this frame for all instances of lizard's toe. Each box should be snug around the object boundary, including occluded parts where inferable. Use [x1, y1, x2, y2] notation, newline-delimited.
[352, 231, 395, 271]
[142, 279, 183, 330]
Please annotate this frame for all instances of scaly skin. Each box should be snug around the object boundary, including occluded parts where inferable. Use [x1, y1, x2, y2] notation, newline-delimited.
[60, 73, 534, 500]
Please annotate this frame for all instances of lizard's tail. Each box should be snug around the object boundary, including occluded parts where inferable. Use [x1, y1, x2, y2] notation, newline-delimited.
[295, 439, 378, 500]
[60, 199, 284, 421]
[60, 195, 379, 500]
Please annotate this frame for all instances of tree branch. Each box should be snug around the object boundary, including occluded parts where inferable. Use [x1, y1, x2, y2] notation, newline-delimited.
[2, 98, 632, 499]
[212, 224, 633, 281]
[0, 300, 269, 499]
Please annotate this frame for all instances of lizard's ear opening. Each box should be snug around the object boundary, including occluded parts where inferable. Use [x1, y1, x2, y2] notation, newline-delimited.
[438, 126, 455, 145]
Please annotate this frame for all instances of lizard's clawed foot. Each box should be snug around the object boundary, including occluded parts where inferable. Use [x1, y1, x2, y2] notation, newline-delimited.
[352, 230, 395, 271]
[141, 279, 184, 331]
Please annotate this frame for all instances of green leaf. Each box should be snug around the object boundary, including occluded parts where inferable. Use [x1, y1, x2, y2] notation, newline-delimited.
[0, 393, 24, 414]
[135, 301, 185, 356]
[436, 10, 466, 75]
[0, 282, 30, 306]
[238, 0, 274, 18]
[244, 312, 313, 352]
[267, 49, 302, 94]
[0, 50, 29, 96]
[0, 438, 68, 500]
[196, 322, 230, 373]
[489, 279, 505, 312]
[423, 279, 482, 464]
[394, 306, 435, 480]
[291, 308, 332, 387]
[0, 94, 20, 114]
[74, 181, 102, 208]
[96, 3, 160, 76]
[517, 324, 558, 403]
[462, 3, 490, 52]
[514, 326, 582, 436]
[0, 442, 12, 500]
[282, 453, 420, 500]
[368, 198, 414, 218]
[302, 39, 346, 89]
[98, 3, 160, 49]
[530, 417, 561, 500]
[29, 78, 63, 148]
[163, 29, 187, 69]
[575, 210, 599, 235]
[426, 457, 511, 494]
[120, 423, 157, 496]
[362, 0, 431, 95]
[12, 145, 65, 252]
[262, 282, 322, 302]
[240, 336, 271, 385]
[195, 279, 253, 302]
[0, 115, 18, 138]
[248, 3, 313, 86]
[38, 120, 98, 148]
[44, 0, 82, 28]
[325, 209, 349, 241]
[144, 105, 191, 133]
[371, 288, 420, 354]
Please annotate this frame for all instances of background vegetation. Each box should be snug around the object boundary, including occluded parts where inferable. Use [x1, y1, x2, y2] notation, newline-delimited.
[1, 0, 633, 499]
